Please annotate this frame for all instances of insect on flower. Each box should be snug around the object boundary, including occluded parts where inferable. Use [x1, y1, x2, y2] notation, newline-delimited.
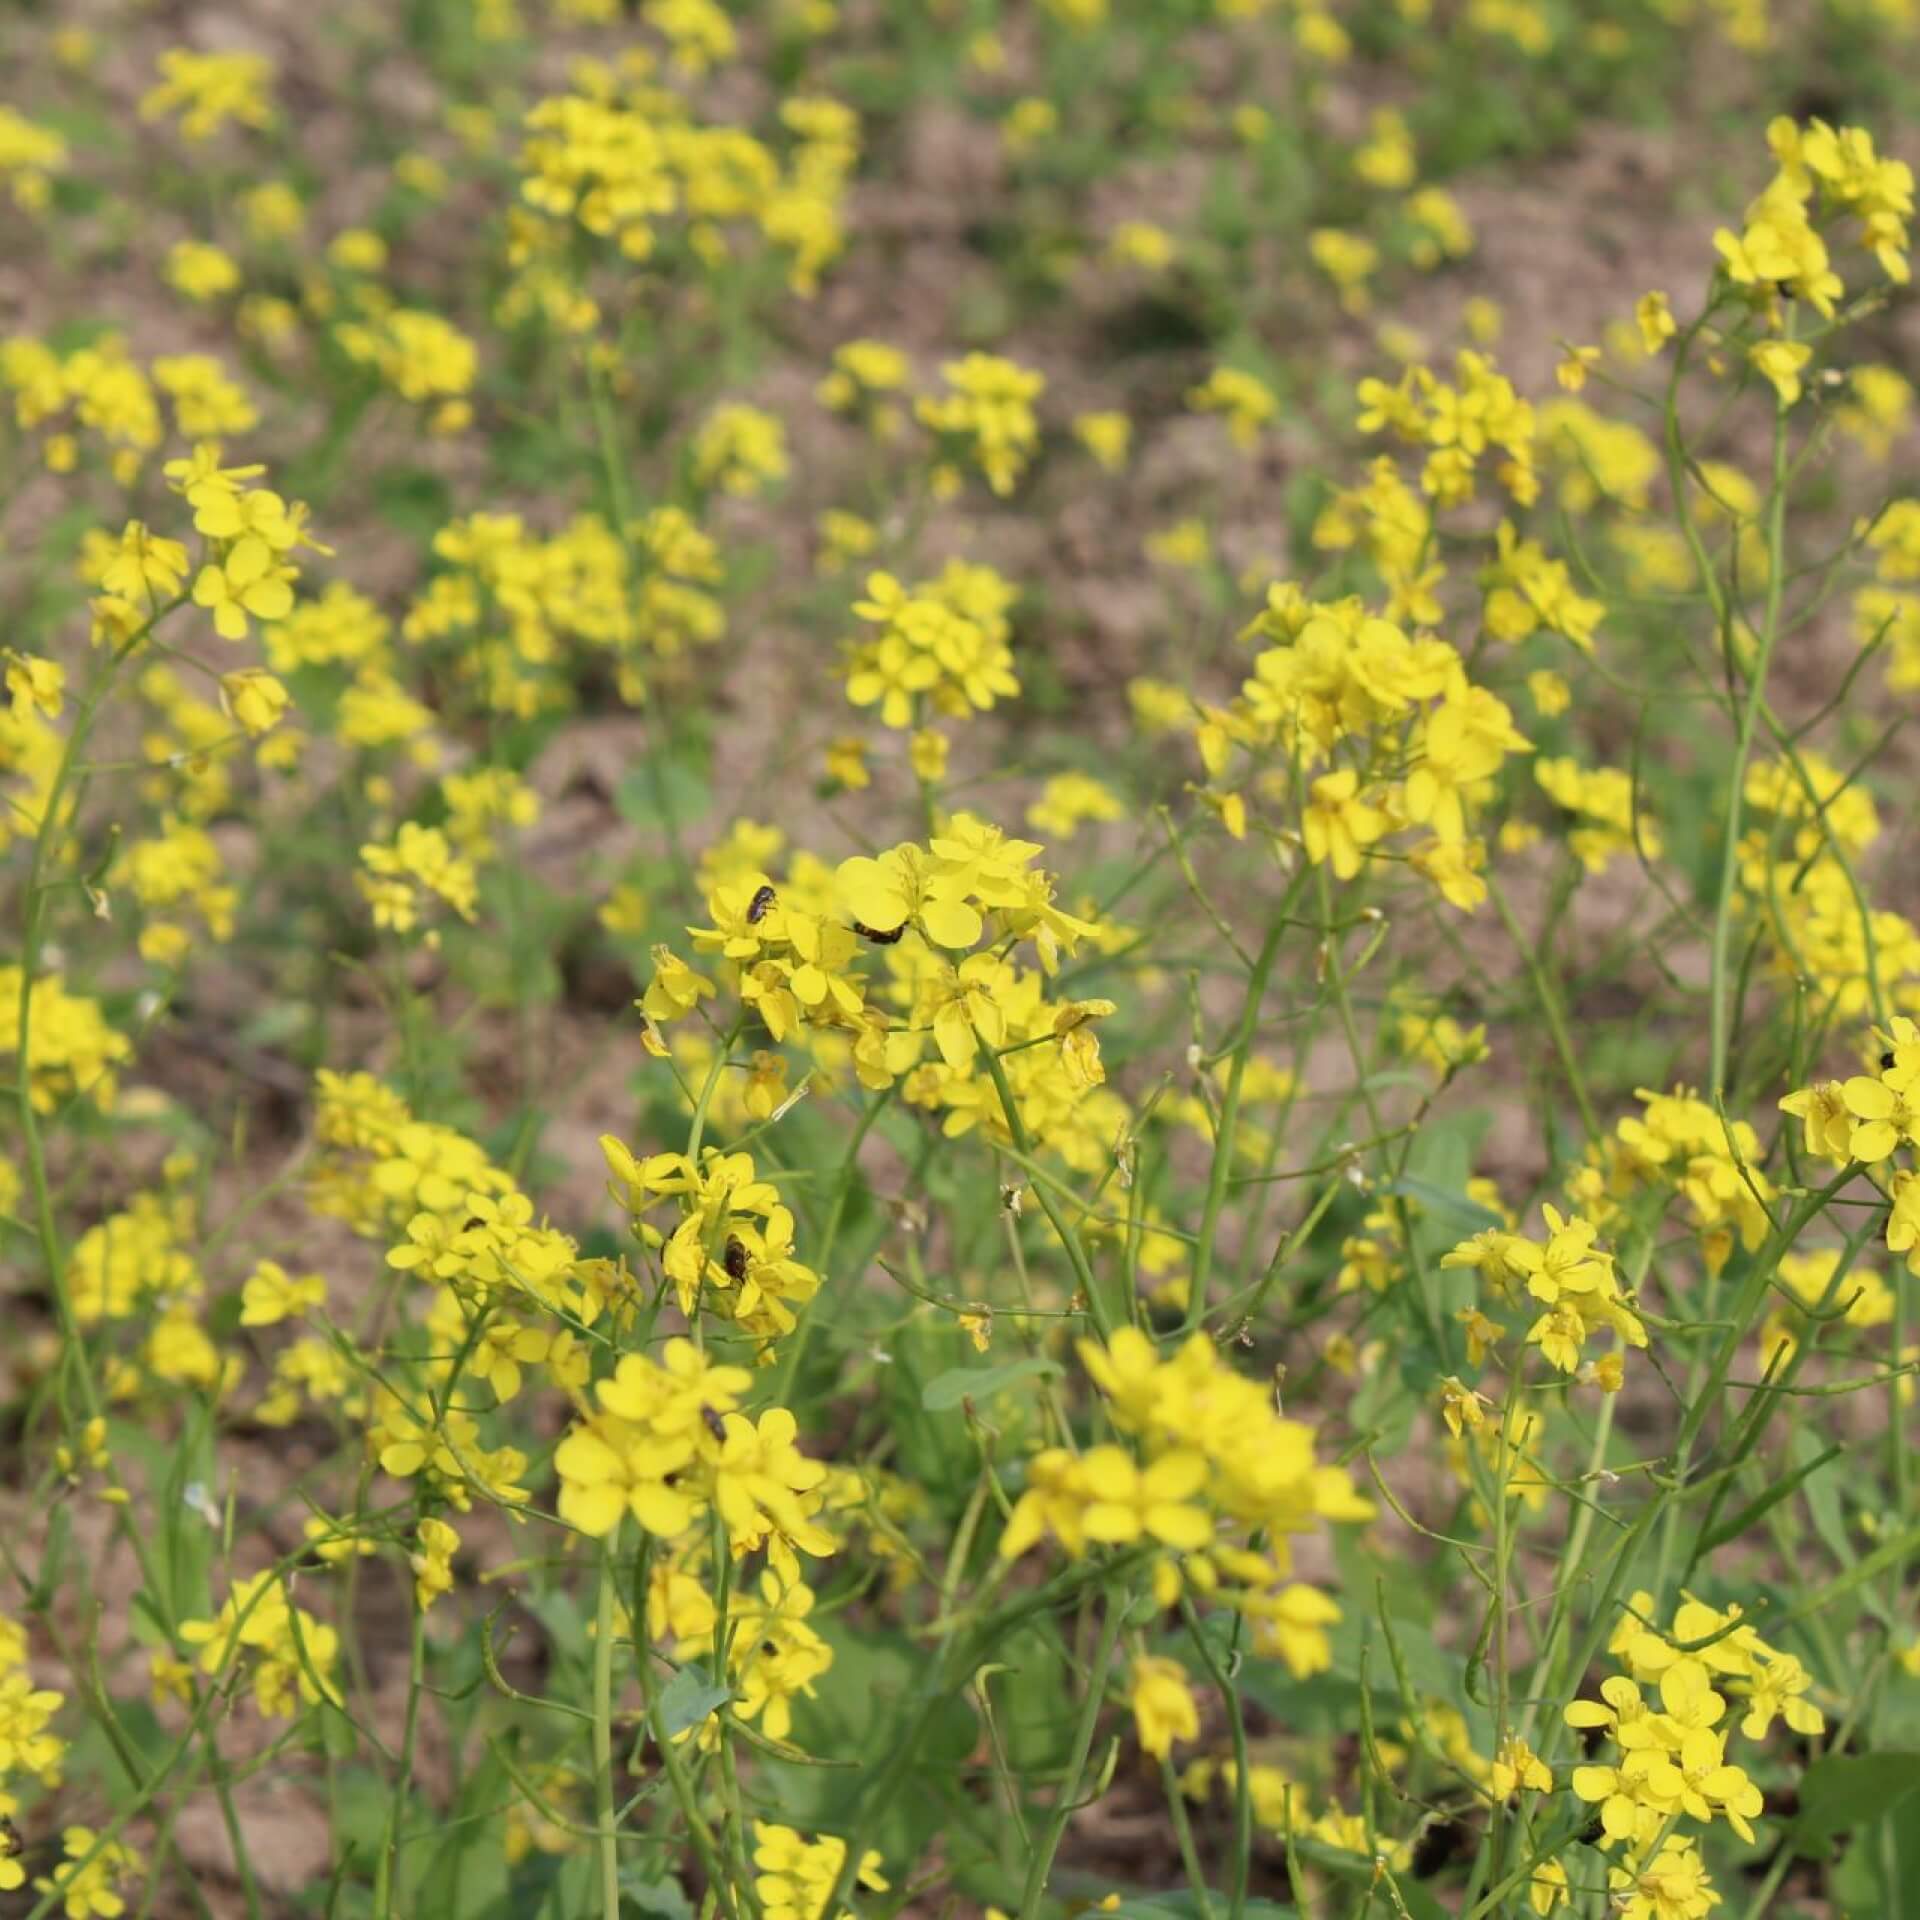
[745, 883, 777, 923]
[723, 1235, 749, 1280]
[701, 1403, 728, 1443]
[849, 919, 905, 944]
[1410, 1815, 1470, 1880]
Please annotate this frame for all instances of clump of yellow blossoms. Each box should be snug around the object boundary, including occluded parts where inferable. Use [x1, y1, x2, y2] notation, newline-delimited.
[842, 563, 1020, 729]
[179, 1573, 342, 1719]
[915, 353, 1045, 495]
[1003, 1328, 1372, 1641]
[1442, 1203, 1646, 1382]
[1564, 1592, 1826, 1914]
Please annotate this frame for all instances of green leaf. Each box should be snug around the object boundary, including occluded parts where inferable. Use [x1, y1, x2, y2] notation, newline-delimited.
[615, 758, 711, 835]
[758, 1622, 977, 1864]
[655, 1666, 731, 1737]
[1290, 1840, 1446, 1920]
[1792, 1425, 1855, 1574]
[1787, 1521, 1920, 1625]
[536, 1850, 597, 1920]
[371, 464, 454, 542]
[981, 1626, 1077, 1772]
[1791, 1751, 1920, 1852]
[68, 1699, 173, 1813]
[1696, 1441, 1843, 1556]
[921, 1356, 1061, 1411]
[619, 1872, 695, 1920]
[1382, 1176, 1505, 1234]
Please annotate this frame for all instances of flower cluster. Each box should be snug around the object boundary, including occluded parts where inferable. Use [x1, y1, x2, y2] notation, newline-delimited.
[842, 563, 1021, 731]
[1442, 1203, 1647, 1384]
[1567, 1591, 1825, 1912]
[513, 64, 858, 305]
[178, 1572, 342, 1720]
[555, 1341, 828, 1559]
[753, 1823, 889, 1920]
[1002, 1328, 1372, 1642]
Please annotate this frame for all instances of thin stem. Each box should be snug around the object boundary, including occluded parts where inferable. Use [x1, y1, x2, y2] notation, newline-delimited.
[594, 1546, 622, 1920]
[373, 1600, 428, 1920]
[1704, 321, 1793, 1104]
[1181, 1596, 1251, 1920]
[1019, 1598, 1124, 1920]
[1484, 871, 1602, 1144]
[1185, 870, 1308, 1333]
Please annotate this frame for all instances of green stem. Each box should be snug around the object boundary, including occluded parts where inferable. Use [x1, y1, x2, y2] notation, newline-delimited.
[977, 1029, 1108, 1334]
[594, 1547, 622, 1920]
[373, 1600, 427, 1920]
[1185, 872, 1307, 1333]
[1180, 1597, 1251, 1920]
[1704, 321, 1793, 1105]
[1485, 872, 1601, 1143]
[1018, 1598, 1124, 1920]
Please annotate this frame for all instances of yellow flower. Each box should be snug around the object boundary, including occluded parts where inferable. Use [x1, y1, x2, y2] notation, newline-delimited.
[642, 948, 716, 1024]
[823, 736, 869, 789]
[1555, 343, 1602, 391]
[916, 353, 1045, 494]
[1079, 1447, 1212, 1550]
[142, 48, 276, 141]
[1302, 768, 1387, 880]
[836, 846, 980, 949]
[1073, 409, 1132, 471]
[1607, 1834, 1719, 1920]
[909, 728, 949, 785]
[239, 1261, 326, 1326]
[1437, 1375, 1489, 1437]
[553, 1418, 698, 1540]
[411, 1517, 460, 1609]
[192, 537, 295, 640]
[100, 521, 190, 604]
[1489, 1735, 1552, 1798]
[1778, 1079, 1852, 1161]
[1840, 1072, 1917, 1160]
[167, 239, 242, 302]
[220, 669, 290, 736]
[1529, 1859, 1568, 1916]
[1636, 291, 1677, 352]
[4, 652, 64, 721]
[693, 404, 789, 496]
[32, 1827, 144, 1919]
[1108, 220, 1175, 270]
[1129, 1655, 1199, 1759]
[1249, 1584, 1341, 1677]
[1188, 366, 1278, 449]
[1750, 338, 1812, 407]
